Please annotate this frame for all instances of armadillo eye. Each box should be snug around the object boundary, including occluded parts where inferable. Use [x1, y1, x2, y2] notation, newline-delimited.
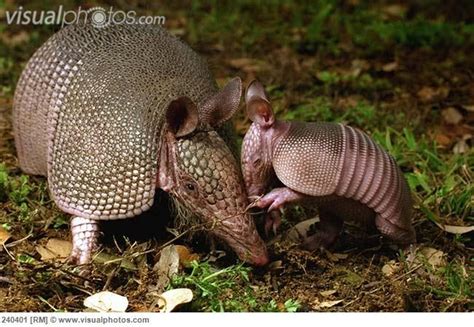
[253, 158, 262, 167]
[186, 183, 195, 191]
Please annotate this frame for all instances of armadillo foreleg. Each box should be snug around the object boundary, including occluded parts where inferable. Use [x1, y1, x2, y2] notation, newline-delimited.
[70, 216, 100, 264]
[257, 187, 309, 212]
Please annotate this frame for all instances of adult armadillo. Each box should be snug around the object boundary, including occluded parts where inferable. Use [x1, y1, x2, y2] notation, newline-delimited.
[13, 23, 268, 266]
[241, 80, 416, 249]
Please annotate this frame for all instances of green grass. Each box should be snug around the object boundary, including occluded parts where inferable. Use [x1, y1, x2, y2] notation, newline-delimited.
[407, 258, 473, 311]
[0, 0, 472, 312]
[170, 260, 300, 312]
[373, 128, 473, 225]
[180, 0, 474, 56]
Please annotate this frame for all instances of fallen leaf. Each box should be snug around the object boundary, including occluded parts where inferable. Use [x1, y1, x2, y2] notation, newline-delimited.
[382, 260, 401, 277]
[318, 300, 343, 308]
[351, 59, 370, 77]
[462, 104, 474, 112]
[154, 245, 180, 292]
[452, 134, 472, 154]
[320, 289, 337, 297]
[228, 58, 267, 73]
[325, 250, 349, 262]
[268, 260, 283, 271]
[157, 288, 193, 313]
[83, 291, 128, 312]
[382, 61, 398, 72]
[174, 245, 199, 267]
[417, 86, 449, 103]
[419, 247, 445, 268]
[434, 133, 451, 146]
[442, 107, 463, 125]
[36, 238, 72, 262]
[0, 225, 10, 245]
[286, 217, 319, 242]
[435, 222, 474, 234]
[94, 252, 137, 270]
[0, 31, 30, 47]
[381, 4, 407, 18]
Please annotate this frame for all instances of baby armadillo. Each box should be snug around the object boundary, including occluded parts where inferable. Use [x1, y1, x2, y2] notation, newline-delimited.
[241, 80, 416, 249]
[13, 23, 268, 265]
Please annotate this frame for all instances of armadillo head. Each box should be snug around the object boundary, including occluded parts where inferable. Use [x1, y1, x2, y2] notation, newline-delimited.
[241, 80, 289, 198]
[241, 123, 275, 198]
[158, 78, 268, 266]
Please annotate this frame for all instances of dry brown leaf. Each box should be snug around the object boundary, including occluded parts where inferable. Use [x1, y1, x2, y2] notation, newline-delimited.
[325, 250, 349, 262]
[0, 30, 30, 46]
[434, 133, 451, 146]
[94, 252, 137, 270]
[36, 238, 72, 262]
[317, 300, 343, 309]
[382, 61, 398, 72]
[420, 247, 445, 268]
[453, 134, 472, 154]
[286, 217, 319, 242]
[174, 245, 199, 266]
[351, 59, 370, 77]
[0, 225, 11, 245]
[382, 4, 407, 18]
[417, 86, 449, 103]
[154, 245, 180, 292]
[268, 260, 283, 271]
[320, 289, 337, 297]
[382, 260, 401, 277]
[228, 58, 267, 73]
[442, 107, 463, 125]
[462, 104, 474, 112]
[435, 222, 474, 234]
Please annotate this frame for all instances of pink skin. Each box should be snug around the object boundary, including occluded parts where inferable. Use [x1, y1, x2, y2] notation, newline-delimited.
[241, 81, 291, 235]
[242, 121, 290, 235]
[256, 187, 308, 212]
[256, 187, 307, 235]
[242, 80, 344, 244]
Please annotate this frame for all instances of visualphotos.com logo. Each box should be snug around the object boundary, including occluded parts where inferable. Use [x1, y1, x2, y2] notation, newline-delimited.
[5, 6, 166, 28]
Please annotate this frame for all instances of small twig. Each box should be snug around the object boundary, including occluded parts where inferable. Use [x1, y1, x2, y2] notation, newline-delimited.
[4, 233, 33, 248]
[112, 235, 123, 254]
[2, 243, 15, 260]
[0, 276, 12, 284]
[343, 263, 424, 308]
[37, 295, 59, 312]
[103, 266, 119, 291]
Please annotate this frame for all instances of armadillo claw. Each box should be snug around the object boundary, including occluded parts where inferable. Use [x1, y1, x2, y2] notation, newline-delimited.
[69, 216, 100, 265]
[257, 187, 307, 212]
[264, 211, 282, 236]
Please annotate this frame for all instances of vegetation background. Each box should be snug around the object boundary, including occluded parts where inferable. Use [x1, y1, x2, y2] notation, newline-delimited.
[0, 0, 472, 312]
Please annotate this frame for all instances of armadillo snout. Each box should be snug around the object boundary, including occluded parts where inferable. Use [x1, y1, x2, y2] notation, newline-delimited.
[173, 130, 268, 265]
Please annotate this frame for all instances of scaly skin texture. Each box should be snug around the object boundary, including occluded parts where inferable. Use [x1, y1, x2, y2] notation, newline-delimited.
[13, 23, 268, 266]
[241, 80, 416, 248]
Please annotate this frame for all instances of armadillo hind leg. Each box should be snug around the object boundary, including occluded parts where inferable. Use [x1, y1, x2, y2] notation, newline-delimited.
[302, 209, 344, 251]
[70, 217, 101, 264]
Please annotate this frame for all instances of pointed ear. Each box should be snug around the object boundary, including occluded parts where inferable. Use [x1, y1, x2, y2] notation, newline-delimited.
[166, 97, 199, 137]
[245, 79, 269, 103]
[200, 77, 242, 127]
[245, 80, 274, 128]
